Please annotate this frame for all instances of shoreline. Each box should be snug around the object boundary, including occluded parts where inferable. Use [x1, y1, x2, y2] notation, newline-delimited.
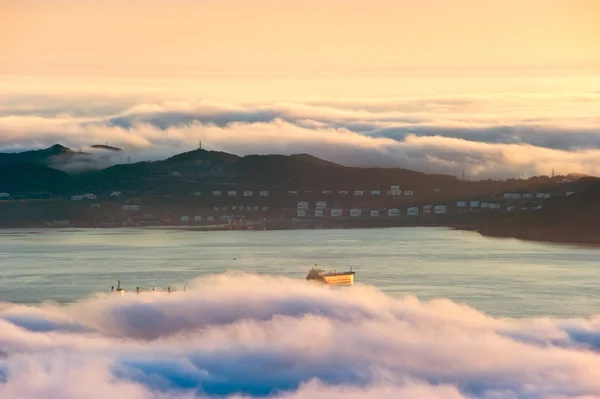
[1, 218, 598, 248]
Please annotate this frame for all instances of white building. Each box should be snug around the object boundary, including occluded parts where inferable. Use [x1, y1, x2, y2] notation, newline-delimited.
[316, 201, 327, 210]
[370, 190, 381, 196]
[207, 216, 214, 222]
[71, 195, 85, 201]
[481, 203, 490, 209]
[423, 205, 432, 214]
[370, 210, 380, 217]
[503, 193, 521, 200]
[434, 205, 447, 214]
[244, 191, 253, 197]
[315, 209, 324, 217]
[110, 191, 122, 197]
[214, 206, 220, 211]
[338, 191, 348, 196]
[457, 201, 467, 208]
[180, 216, 189, 222]
[297, 209, 306, 217]
[322, 190, 332, 195]
[213, 190, 222, 196]
[331, 209, 343, 217]
[260, 191, 269, 197]
[85, 193, 97, 200]
[354, 190, 364, 196]
[470, 201, 480, 208]
[350, 209, 362, 217]
[489, 203, 501, 210]
[194, 216, 203, 222]
[262, 207, 269, 211]
[390, 185, 400, 191]
[403, 190, 414, 196]
[407, 207, 419, 216]
[297, 201, 309, 210]
[522, 193, 533, 199]
[536, 193, 551, 199]
[566, 191, 575, 196]
[388, 208, 400, 217]
[122, 205, 140, 211]
[228, 191, 237, 196]
[288, 190, 298, 195]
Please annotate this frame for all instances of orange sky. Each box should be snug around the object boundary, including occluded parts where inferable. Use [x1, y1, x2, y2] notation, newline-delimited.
[1, 0, 598, 77]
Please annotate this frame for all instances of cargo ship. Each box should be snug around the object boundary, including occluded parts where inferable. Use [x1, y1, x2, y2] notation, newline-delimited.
[306, 265, 355, 285]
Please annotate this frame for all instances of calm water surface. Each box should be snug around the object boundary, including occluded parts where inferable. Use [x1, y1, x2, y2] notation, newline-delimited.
[0, 227, 598, 318]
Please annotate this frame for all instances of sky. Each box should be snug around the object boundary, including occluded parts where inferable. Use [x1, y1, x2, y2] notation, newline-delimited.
[1, 0, 600, 178]
[1, 273, 600, 398]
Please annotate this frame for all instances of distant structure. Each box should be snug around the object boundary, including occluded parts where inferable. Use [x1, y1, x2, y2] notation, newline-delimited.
[198, 140, 202, 150]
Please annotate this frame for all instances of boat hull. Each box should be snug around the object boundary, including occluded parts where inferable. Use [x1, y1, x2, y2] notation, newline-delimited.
[307, 272, 355, 285]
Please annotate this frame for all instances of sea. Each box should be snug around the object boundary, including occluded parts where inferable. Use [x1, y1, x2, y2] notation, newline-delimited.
[1, 226, 598, 318]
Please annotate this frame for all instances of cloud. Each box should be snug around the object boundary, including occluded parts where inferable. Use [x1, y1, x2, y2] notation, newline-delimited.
[1, 273, 600, 399]
[0, 85, 600, 177]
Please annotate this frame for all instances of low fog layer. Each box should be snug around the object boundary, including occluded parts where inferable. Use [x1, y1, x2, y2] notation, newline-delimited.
[1, 273, 599, 398]
[1, 83, 600, 178]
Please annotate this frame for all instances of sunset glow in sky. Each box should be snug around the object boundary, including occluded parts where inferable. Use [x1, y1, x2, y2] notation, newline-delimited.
[1, 0, 599, 177]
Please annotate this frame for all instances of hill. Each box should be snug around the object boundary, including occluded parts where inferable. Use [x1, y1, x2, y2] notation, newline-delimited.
[0, 162, 72, 193]
[0, 144, 74, 166]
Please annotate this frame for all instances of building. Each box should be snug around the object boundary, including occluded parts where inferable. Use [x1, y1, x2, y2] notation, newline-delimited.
[260, 191, 269, 197]
[297, 201, 309, 210]
[370, 210, 380, 217]
[434, 205, 447, 214]
[388, 208, 400, 217]
[370, 190, 381, 196]
[194, 216, 203, 222]
[180, 216, 189, 222]
[350, 209, 362, 217]
[213, 190, 222, 196]
[403, 190, 414, 196]
[243, 191, 253, 197]
[315, 209, 324, 217]
[122, 205, 140, 211]
[110, 191, 122, 197]
[407, 207, 419, 216]
[316, 201, 327, 210]
[457, 201, 467, 208]
[297, 209, 306, 217]
[228, 191, 237, 196]
[470, 201, 480, 208]
[338, 191, 348, 196]
[193, 191, 202, 196]
[423, 205, 432, 214]
[330, 209, 343, 217]
[354, 190, 364, 196]
[71, 195, 85, 201]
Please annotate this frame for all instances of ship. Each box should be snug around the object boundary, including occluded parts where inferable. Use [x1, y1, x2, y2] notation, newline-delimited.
[306, 264, 355, 285]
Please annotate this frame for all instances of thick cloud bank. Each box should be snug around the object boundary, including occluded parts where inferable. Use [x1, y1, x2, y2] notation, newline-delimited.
[1, 76, 600, 177]
[1, 273, 600, 399]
